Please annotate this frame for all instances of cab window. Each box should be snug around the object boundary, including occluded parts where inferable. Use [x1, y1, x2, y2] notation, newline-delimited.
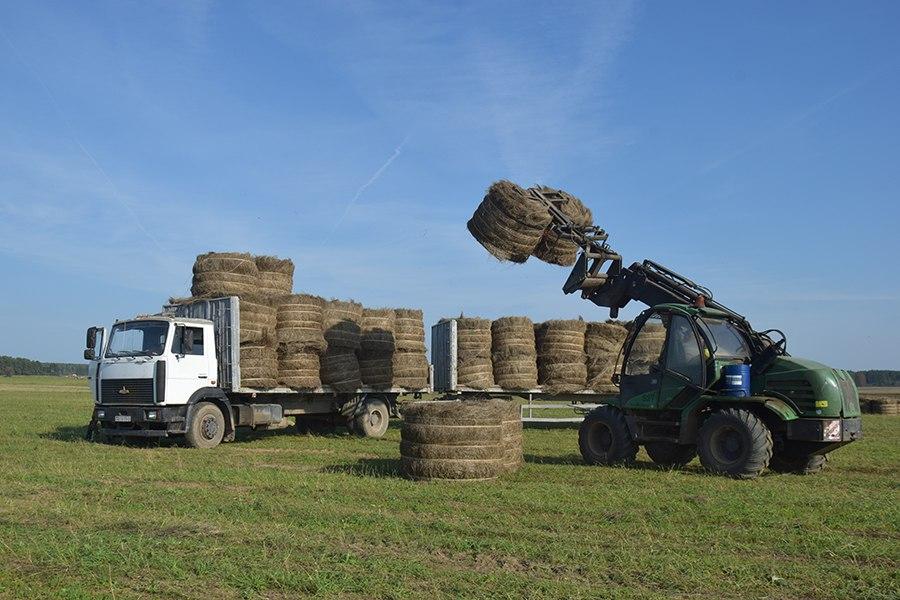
[624, 315, 666, 376]
[172, 326, 204, 356]
[664, 315, 704, 386]
[698, 318, 751, 361]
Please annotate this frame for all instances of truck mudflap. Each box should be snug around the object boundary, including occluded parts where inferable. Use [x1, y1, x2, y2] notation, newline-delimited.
[785, 417, 862, 443]
[94, 405, 187, 437]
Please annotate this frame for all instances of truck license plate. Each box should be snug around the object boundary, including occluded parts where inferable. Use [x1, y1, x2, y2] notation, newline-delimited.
[114, 415, 132, 423]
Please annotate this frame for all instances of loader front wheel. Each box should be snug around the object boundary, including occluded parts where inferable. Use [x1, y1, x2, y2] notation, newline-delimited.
[579, 406, 637, 465]
[698, 408, 772, 479]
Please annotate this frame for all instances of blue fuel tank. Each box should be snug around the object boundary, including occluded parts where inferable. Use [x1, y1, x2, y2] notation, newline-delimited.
[721, 363, 752, 397]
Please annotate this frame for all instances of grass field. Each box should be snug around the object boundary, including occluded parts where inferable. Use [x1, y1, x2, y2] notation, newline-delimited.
[0, 376, 897, 599]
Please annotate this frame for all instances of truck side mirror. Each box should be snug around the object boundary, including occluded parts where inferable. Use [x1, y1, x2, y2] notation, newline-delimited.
[83, 348, 95, 360]
[86, 327, 97, 350]
[183, 328, 194, 354]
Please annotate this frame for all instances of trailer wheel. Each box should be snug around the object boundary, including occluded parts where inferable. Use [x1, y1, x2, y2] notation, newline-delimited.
[644, 441, 697, 467]
[578, 406, 637, 465]
[354, 397, 390, 438]
[698, 408, 772, 479]
[769, 449, 827, 475]
[185, 402, 225, 449]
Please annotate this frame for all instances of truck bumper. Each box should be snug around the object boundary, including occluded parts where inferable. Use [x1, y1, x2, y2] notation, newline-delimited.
[785, 417, 862, 443]
[94, 405, 187, 437]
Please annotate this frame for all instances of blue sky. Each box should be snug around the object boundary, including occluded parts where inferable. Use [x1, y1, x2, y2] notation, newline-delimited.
[0, 1, 897, 370]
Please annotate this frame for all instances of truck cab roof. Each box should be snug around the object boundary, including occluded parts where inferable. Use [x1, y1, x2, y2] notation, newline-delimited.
[116, 315, 212, 327]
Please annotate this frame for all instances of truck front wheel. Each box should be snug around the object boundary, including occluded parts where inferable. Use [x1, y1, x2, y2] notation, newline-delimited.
[698, 408, 772, 479]
[578, 406, 637, 465]
[185, 402, 225, 449]
[354, 397, 390, 438]
[769, 448, 827, 475]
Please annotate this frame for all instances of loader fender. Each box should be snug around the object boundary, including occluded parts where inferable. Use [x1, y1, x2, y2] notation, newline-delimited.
[186, 388, 235, 442]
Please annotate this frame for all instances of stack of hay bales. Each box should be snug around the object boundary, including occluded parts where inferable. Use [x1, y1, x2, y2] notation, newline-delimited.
[467, 181, 553, 263]
[359, 308, 396, 389]
[238, 344, 278, 389]
[321, 300, 363, 392]
[455, 318, 494, 389]
[491, 317, 538, 389]
[191, 252, 259, 297]
[530, 186, 593, 266]
[401, 400, 521, 481]
[535, 320, 587, 393]
[392, 309, 429, 390]
[863, 396, 899, 415]
[276, 294, 326, 389]
[585, 321, 628, 393]
[255, 256, 294, 297]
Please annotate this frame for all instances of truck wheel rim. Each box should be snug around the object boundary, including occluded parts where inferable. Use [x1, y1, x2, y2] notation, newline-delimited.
[201, 415, 219, 440]
[710, 427, 743, 464]
[369, 409, 384, 429]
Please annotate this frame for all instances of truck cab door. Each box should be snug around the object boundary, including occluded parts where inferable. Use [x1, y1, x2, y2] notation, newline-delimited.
[85, 326, 106, 403]
[167, 324, 209, 404]
[657, 314, 705, 410]
[620, 313, 667, 409]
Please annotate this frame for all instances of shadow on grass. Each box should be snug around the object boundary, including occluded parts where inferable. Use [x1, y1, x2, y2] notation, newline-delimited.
[320, 457, 402, 478]
[39, 425, 180, 448]
[41, 424, 90, 442]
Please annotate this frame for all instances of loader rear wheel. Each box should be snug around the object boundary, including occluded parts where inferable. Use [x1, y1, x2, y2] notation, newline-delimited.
[644, 441, 697, 467]
[698, 408, 772, 479]
[578, 406, 637, 465]
[185, 402, 224, 449]
[769, 449, 827, 475]
[354, 397, 390, 438]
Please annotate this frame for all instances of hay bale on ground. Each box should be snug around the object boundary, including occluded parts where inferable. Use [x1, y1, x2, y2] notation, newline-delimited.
[254, 255, 294, 297]
[400, 400, 506, 481]
[453, 317, 494, 389]
[321, 349, 361, 392]
[467, 180, 552, 263]
[324, 300, 363, 350]
[277, 348, 320, 389]
[491, 316, 537, 390]
[240, 343, 277, 388]
[394, 308, 426, 353]
[499, 400, 524, 473]
[392, 352, 429, 390]
[530, 186, 594, 266]
[361, 308, 396, 353]
[276, 294, 326, 353]
[535, 320, 587, 393]
[585, 321, 628, 393]
[865, 397, 899, 415]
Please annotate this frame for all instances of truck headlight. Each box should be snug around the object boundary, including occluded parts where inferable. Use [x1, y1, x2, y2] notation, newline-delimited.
[146, 410, 158, 420]
[822, 419, 842, 441]
[96, 410, 105, 419]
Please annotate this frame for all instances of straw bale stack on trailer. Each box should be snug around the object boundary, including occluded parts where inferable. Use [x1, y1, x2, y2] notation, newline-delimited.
[491, 317, 538, 389]
[239, 344, 278, 389]
[321, 300, 363, 391]
[255, 255, 294, 297]
[276, 294, 326, 389]
[392, 308, 429, 390]
[454, 317, 494, 389]
[585, 321, 628, 393]
[359, 308, 396, 389]
[535, 320, 587, 393]
[467, 181, 553, 263]
[530, 186, 593, 267]
[400, 400, 509, 481]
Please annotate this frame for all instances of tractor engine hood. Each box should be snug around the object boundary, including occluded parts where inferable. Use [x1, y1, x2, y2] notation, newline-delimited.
[756, 357, 861, 418]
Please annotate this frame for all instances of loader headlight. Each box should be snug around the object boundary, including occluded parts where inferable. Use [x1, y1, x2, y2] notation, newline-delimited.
[822, 419, 842, 441]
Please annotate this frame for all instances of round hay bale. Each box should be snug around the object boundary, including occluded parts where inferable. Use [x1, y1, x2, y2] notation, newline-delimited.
[278, 349, 320, 389]
[254, 256, 294, 296]
[320, 349, 361, 392]
[491, 317, 537, 389]
[500, 401, 524, 473]
[399, 441, 503, 460]
[240, 343, 277, 388]
[535, 320, 587, 392]
[392, 352, 429, 390]
[359, 355, 393, 389]
[402, 399, 508, 425]
[467, 180, 552, 263]
[585, 321, 628, 392]
[454, 318, 494, 389]
[240, 376, 278, 389]
[394, 308, 426, 353]
[193, 252, 258, 276]
[276, 294, 326, 353]
[400, 457, 503, 481]
[191, 270, 261, 297]
[324, 300, 363, 350]
[866, 397, 899, 415]
[254, 255, 295, 275]
[361, 308, 396, 353]
[530, 186, 593, 266]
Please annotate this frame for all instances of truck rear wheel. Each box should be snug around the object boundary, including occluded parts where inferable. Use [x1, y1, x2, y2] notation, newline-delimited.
[698, 408, 772, 479]
[769, 450, 827, 475]
[185, 402, 225, 449]
[354, 397, 390, 438]
[578, 406, 637, 465]
[644, 441, 697, 467]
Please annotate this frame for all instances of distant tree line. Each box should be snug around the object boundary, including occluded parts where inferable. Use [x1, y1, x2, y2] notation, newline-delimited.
[0, 356, 87, 377]
[850, 370, 900, 387]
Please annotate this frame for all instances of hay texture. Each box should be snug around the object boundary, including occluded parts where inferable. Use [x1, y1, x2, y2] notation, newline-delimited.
[237, 294, 276, 345]
[320, 349, 362, 392]
[191, 252, 260, 297]
[500, 400, 524, 473]
[467, 180, 552, 263]
[323, 300, 363, 351]
[254, 255, 294, 297]
[400, 400, 506, 481]
[361, 308, 396, 353]
[530, 186, 594, 267]
[276, 294, 326, 353]
[535, 320, 587, 393]
[585, 321, 628, 393]
[277, 348, 320, 390]
[240, 343, 277, 388]
[453, 318, 494, 389]
[491, 316, 537, 390]
[359, 355, 393, 389]
[392, 352, 429, 390]
[864, 397, 899, 415]
[394, 308, 426, 353]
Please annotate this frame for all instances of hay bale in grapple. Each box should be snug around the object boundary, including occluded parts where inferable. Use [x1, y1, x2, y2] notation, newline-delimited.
[255, 255, 294, 297]
[530, 186, 593, 266]
[491, 316, 537, 389]
[392, 352, 429, 390]
[394, 308, 426, 353]
[276, 294, 326, 353]
[453, 317, 494, 389]
[277, 348, 320, 389]
[535, 320, 587, 393]
[323, 300, 363, 350]
[467, 180, 553, 263]
[585, 321, 628, 393]
[361, 308, 396, 353]
[240, 343, 277, 388]
[191, 252, 260, 297]
[400, 400, 506, 481]
[321, 349, 361, 392]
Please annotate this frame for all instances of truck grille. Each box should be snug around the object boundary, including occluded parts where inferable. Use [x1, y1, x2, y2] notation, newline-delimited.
[100, 378, 155, 405]
[765, 379, 816, 413]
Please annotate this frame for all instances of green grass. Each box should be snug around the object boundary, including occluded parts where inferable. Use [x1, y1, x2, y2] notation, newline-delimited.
[0, 376, 897, 599]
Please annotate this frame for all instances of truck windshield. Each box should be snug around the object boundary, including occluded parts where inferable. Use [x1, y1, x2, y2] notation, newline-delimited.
[106, 321, 169, 357]
[698, 318, 751, 361]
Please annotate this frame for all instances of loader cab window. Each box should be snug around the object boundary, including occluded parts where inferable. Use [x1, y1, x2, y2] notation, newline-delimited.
[664, 315, 704, 386]
[172, 326, 204, 356]
[698, 318, 751, 361]
[624, 315, 667, 376]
